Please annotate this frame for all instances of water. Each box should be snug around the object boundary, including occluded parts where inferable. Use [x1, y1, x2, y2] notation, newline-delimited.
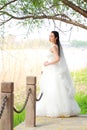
[63, 46, 87, 71]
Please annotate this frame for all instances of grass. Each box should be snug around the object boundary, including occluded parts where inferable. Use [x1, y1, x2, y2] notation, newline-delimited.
[14, 68, 87, 127]
[71, 68, 87, 95]
[71, 67, 87, 86]
[71, 67, 87, 114]
[75, 93, 87, 114]
[14, 105, 25, 127]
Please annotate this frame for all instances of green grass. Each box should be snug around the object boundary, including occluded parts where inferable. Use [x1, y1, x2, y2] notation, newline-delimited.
[71, 67, 87, 86]
[72, 67, 87, 114]
[14, 105, 25, 127]
[75, 93, 87, 114]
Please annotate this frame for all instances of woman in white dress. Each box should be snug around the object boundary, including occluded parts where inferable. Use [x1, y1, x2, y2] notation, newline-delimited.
[36, 31, 81, 117]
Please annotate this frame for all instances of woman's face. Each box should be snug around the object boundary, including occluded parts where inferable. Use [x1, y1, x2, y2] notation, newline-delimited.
[49, 32, 57, 43]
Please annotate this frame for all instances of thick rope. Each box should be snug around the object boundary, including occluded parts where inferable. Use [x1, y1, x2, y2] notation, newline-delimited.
[36, 93, 43, 101]
[13, 88, 31, 114]
[0, 96, 8, 119]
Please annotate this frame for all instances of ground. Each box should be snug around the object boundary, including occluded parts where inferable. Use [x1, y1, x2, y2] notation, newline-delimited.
[15, 115, 87, 130]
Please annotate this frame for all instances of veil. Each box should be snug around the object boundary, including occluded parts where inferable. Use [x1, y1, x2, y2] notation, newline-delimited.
[59, 44, 75, 98]
[40, 43, 76, 98]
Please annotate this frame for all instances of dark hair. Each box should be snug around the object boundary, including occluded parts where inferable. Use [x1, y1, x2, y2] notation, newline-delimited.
[51, 31, 60, 56]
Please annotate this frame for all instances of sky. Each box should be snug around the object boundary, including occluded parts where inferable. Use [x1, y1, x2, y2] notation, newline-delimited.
[2, 20, 87, 42]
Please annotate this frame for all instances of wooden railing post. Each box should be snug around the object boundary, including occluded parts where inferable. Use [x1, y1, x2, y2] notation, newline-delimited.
[25, 76, 36, 127]
[1, 82, 14, 130]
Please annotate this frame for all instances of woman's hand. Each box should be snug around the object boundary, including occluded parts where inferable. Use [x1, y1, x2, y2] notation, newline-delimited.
[44, 61, 50, 66]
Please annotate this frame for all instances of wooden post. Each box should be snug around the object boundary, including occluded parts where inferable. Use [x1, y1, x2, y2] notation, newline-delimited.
[1, 82, 14, 130]
[25, 76, 36, 127]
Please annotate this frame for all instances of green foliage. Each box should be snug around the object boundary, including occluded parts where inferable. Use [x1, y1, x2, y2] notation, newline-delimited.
[0, 0, 87, 30]
[0, 0, 7, 5]
[72, 0, 87, 9]
[1, 0, 87, 16]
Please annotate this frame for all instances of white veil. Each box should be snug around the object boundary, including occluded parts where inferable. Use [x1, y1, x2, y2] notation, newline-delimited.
[40, 43, 76, 98]
[59, 44, 75, 98]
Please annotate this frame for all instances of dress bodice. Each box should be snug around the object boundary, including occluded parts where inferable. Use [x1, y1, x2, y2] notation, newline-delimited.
[45, 44, 58, 62]
[43, 44, 69, 74]
[45, 49, 55, 62]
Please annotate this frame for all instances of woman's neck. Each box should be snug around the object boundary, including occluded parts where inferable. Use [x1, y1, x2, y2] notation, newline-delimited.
[51, 42, 56, 45]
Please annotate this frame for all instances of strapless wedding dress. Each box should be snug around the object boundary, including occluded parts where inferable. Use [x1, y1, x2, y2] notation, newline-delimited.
[36, 44, 81, 117]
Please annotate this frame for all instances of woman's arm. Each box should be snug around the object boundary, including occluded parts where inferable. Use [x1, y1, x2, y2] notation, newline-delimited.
[44, 45, 60, 66]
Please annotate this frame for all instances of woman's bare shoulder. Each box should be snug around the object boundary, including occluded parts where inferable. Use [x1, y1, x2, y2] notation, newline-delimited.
[52, 44, 58, 50]
[50, 44, 58, 52]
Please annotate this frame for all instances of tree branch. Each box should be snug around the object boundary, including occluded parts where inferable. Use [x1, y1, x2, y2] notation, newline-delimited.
[0, 18, 12, 26]
[61, 0, 87, 18]
[0, 0, 17, 10]
[0, 11, 87, 30]
[83, 0, 87, 3]
[0, 11, 71, 21]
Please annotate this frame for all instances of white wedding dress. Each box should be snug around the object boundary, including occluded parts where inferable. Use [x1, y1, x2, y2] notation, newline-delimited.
[36, 44, 81, 117]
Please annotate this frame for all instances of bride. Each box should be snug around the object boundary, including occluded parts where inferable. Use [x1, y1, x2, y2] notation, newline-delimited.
[36, 31, 81, 117]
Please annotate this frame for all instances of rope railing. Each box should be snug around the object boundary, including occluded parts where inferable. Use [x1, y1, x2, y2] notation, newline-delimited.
[36, 93, 43, 101]
[1, 76, 40, 129]
[14, 88, 42, 115]
[14, 88, 31, 114]
[0, 95, 8, 119]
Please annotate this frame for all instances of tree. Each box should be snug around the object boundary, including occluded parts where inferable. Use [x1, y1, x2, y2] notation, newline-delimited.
[0, 0, 87, 30]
